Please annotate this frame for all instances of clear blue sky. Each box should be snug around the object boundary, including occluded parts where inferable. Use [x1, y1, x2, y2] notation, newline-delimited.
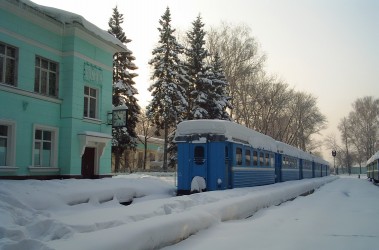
[33, 0, 379, 159]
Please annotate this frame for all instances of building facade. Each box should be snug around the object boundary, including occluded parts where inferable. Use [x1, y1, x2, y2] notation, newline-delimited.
[0, 0, 126, 178]
[112, 136, 164, 172]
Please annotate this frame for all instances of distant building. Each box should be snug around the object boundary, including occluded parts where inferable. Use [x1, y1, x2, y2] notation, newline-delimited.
[0, 0, 126, 178]
[112, 136, 164, 172]
[350, 166, 367, 175]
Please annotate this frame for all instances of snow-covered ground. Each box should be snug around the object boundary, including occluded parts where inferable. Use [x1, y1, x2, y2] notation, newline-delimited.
[0, 174, 377, 250]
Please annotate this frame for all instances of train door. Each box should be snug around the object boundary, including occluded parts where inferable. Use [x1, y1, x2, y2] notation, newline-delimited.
[189, 143, 208, 191]
[225, 145, 232, 189]
[275, 153, 282, 182]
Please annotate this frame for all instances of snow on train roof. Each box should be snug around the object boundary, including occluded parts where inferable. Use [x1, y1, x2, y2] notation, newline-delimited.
[276, 141, 312, 161]
[175, 120, 277, 151]
[18, 0, 127, 50]
[176, 120, 329, 165]
[367, 151, 379, 165]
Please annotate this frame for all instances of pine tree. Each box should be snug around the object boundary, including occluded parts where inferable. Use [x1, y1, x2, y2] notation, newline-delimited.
[185, 14, 213, 120]
[147, 7, 188, 171]
[208, 51, 232, 120]
[108, 6, 141, 172]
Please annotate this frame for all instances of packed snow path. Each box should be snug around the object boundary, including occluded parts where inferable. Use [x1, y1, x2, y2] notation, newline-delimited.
[165, 177, 379, 250]
[0, 175, 336, 250]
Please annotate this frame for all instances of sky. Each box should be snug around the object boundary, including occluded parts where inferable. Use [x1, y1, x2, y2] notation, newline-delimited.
[1, 174, 378, 249]
[32, 0, 379, 159]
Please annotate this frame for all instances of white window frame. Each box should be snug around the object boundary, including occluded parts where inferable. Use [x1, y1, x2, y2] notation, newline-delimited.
[0, 119, 16, 169]
[83, 85, 99, 119]
[34, 56, 59, 97]
[30, 124, 59, 170]
[0, 42, 18, 86]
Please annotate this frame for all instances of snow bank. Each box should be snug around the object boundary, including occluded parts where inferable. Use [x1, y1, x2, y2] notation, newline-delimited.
[0, 174, 336, 250]
[45, 177, 336, 250]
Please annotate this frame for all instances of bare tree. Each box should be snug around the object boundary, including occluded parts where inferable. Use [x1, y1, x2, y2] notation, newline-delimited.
[207, 22, 327, 152]
[338, 96, 379, 174]
[207, 22, 266, 119]
[338, 117, 353, 174]
[135, 110, 155, 170]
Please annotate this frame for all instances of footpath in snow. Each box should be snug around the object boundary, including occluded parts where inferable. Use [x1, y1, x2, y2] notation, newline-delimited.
[165, 176, 379, 250]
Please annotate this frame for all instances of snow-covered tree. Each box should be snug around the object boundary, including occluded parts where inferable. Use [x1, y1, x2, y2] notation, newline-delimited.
[185, 14, 212, 120]
[147, 7, 188, 171]
[108, 6, 140, 172]
[208, 51, 232, 120]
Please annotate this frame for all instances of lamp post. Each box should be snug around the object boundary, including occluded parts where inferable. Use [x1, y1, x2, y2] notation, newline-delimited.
[332, 150, 337, 175]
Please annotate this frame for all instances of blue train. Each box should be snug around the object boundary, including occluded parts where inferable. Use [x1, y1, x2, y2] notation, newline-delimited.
[175, 120, 330, 195]
[366, 151, 379, 182]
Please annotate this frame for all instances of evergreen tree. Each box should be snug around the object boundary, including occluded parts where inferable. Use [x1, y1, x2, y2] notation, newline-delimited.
[147, 7, 188, 171]
[208, 51, 232, 120]
[108, 6, 140, 172]
[185, 14, 212, 120]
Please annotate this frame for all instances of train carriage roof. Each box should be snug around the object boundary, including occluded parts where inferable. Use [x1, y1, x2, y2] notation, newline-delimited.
[175, 120, 277, 151]
[276, 141, 313, 161]
[175, 120, 330, 165]
[367, 151, 379, 165]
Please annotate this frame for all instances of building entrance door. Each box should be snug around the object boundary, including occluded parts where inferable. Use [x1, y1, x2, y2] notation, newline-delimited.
[81, 147, 95, 178]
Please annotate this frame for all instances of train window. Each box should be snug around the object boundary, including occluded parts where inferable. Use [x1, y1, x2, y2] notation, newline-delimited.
[194, 146, 205, 165]
[265, 153, 270, 166]
[283, 156, 287, 167]
[271, 154, 275, 167]
[253, 151, 258, 166]
[259, 152, 264, 166]
[245, 149, 251, 166]
[236, 147, 242, 165]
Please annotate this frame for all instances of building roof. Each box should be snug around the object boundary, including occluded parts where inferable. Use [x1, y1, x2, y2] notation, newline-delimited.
[14, 0, 128, 52]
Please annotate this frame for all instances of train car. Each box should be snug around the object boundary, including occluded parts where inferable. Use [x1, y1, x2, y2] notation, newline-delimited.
[366, 151, 379, 182]
[175, 120, 329, 194]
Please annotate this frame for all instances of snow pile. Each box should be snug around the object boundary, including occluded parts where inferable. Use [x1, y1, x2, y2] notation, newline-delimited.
[0, 174, 335, 250]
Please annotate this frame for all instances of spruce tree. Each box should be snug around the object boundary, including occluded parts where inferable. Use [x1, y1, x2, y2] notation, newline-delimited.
[208, 51, 232, 120]
[147, 7, 188, 171]
[108, 6, 140, 172]
[185, 14, 212, 120]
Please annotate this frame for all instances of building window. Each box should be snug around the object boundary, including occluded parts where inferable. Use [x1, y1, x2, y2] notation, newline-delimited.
[34, 56, 59, 97]
[0, 42, 17, 86]
[149, 152, 155, 161]
[0, 125, 9, 166]
[33, 126, 58, 167]
[0, 121, 15, 167]
[84, 86, 98, 119]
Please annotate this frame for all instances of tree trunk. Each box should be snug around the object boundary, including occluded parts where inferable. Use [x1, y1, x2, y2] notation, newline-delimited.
[163, 121, 168, 172]
[143, 138, 148, 170]
[114, 151, 121, 173]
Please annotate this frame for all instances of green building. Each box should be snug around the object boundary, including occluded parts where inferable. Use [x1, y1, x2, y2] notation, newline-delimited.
[0, 0, 126, 178]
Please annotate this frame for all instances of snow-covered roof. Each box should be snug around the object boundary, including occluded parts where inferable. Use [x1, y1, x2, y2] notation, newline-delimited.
[367, 151, 379, 165]
[17, 0, 127, 51]
[276, 141, 313, 161]
[175, 120, 329, 165]
[175, 120, 277, 152]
